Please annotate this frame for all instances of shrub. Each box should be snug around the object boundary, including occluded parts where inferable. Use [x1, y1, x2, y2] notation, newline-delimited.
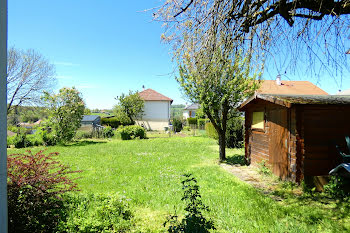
[7, 150, 81, 233]
[172, 118, 183, 132]
[117, 125, 146, 140]
[41, 128, 58, 146]
[13, 133, 32, 148]
[26, 133, 44, 146]
[58, 193, 134, 232]
[7, 136, 15, 148]
[324, 176, 350, 199]
[197, 119, 209, 129]
[75, 130, 93, 140]
[164, 174, 216, 232]
[187, 117, 197, 125]
[183, 126, 191, 131]
[101, 117, 121, 128]
[205, 122, 218, 140]
[225, 116, 244, 148]
[103, 126, 115, 138]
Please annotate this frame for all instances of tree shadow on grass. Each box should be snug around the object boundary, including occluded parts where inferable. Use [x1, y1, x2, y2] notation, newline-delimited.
[223, 154, 247, 166]
[63, 140, 107, 147]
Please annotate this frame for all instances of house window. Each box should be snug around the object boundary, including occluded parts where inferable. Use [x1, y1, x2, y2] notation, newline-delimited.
[252, 111, 264, 130]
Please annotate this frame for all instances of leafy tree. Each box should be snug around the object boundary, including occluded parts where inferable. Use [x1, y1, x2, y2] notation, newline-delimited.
[43, 87, 85, 142]
[177, 48, 257, 161]
[84, 108, 92, 115]
[7, 47, 56, 113]
[114, 91, 144, 124]
[155, 0, 349, 81]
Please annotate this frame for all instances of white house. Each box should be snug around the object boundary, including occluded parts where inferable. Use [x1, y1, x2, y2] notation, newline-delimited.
[136, 88, 173, 130]
[183, 103, 200, 119]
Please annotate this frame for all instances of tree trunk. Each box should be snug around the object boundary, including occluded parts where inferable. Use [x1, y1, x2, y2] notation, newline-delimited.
[218, 132, 226, 161]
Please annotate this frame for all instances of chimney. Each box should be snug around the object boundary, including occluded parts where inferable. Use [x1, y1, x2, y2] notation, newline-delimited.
[276, 75, 281, 86]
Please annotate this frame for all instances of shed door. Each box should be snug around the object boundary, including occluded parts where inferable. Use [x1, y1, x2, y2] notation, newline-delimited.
[269, 108, 288, 179]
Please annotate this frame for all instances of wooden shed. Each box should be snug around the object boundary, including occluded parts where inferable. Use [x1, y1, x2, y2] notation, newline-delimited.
[239, 94, 350, 185]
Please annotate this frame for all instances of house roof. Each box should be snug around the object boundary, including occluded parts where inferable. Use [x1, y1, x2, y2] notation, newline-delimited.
[184, 103, 200, 110]
[239, 94, 350, 110]
[82, 115, 101, 122]
[257, 80, 328, 95]
[138, 88, 173, 103]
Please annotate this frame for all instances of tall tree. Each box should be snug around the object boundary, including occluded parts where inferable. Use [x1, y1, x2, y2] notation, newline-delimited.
[42, 87, 85, 143]
[115, 91, 144, 124]
[7, 47, 56, 113]
[155, 1, 349, 81]
[178, 47, 258, 161]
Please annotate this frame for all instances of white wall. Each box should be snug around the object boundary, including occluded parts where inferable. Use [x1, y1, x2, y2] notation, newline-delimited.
[183, 110, 190, 119]
[141, 100, 170, 121]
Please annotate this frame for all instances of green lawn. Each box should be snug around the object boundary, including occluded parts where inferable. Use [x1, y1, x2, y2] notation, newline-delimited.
[8, 136, 350, 232]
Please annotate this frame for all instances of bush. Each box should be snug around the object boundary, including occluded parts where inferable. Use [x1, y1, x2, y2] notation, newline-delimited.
[324, 176, 350, 199]
[164, 174, 216, 232]
[26, 133, 44, 146]
[101, 117, 121, 128]
[41, 128, 58, 146]
[58, 193, 133, 232]
[187, 117, 198, 125]
[197, 119, 209, 129]
[7, 150, 81, 233]
[13, 133, 32, 148]
[103, 126, 115, 138]
[117, 125, 146, 140]
[75, 130, 93, 140]
[225, 116, 244, 148]
[172, 118, 183, 132]
[7, 136, 16, 148]
[183, 126, 191, 131]
[205, 122, 218, 140]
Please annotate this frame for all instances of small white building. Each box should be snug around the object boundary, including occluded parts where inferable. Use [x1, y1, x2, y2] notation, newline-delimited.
[136, 88, 173, 130]
[183, 103, 200, 119]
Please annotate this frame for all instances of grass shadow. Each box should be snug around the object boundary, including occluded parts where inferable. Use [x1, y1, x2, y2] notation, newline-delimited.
[64, 140, 107, 147]
[223, 154, 247, 166]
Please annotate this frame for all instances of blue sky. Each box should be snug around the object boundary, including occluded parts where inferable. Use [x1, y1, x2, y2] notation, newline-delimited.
[8, 0, 350, 109]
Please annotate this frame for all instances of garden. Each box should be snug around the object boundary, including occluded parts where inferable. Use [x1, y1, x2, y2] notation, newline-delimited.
[7, 133, 350, 232]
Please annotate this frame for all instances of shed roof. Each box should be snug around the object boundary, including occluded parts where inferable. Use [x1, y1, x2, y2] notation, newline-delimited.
[138, 88, 173, 103]
[82, 115, 100, 122]
[239, 94, 350, 110]
[184, 103, 200, 110]
[257, 80, 328, 95]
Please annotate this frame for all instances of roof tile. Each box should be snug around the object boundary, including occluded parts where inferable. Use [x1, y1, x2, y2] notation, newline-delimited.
[138, 88, 173, 102]
[257, 80, 328, 95]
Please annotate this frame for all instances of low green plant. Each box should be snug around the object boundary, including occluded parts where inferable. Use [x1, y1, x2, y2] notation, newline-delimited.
[205, 122, 218, 140]
[41, 128, 58, 146]
[197, 119, 209, 129]
[75, 130, 93, 140]
[164, 174, 216, 233]
[187, 117, 197, 125]
[103, 126, 115, 138]
[324, 175, 350, 199]
[117, 125, 146, 140]
[258, 160, 272, 176]
[183, 126, 191, 132]
[172, 118, 183, 132]
[101, 117, 121, 128]
[7, 136, 15, 148]
[58, 193, 134, 232]
[26, 133, 44, 146]
[13, 133, 32, 148]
